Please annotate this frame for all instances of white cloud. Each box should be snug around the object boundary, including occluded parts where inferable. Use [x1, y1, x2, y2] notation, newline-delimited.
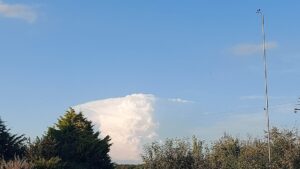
[231, 41, 278, 56]
[0, 1, 37, 23]
[74, 94, 158, 164]
[168, 98, 194, 103]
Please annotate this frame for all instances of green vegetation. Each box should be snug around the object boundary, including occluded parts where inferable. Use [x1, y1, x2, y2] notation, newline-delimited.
[0, 157, 33, 169]
[115, 164, 144, 169]
[1, 108, 113, 169]
[142, 129, 300, 169]
[0, 117, 27, 161]
[1, 109, 300, 169]
[29, 108, 113, 169]
[142, 137, 207, 169]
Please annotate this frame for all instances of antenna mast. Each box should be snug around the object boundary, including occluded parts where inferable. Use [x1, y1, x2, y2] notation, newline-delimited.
[257, 9, 271, 167]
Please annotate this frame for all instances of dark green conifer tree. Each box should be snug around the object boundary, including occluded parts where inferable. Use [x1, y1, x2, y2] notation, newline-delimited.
[34, 108, 113, 169]
[0, 117, 26, 160]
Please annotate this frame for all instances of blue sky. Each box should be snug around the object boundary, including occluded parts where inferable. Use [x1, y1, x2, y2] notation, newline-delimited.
[0, 0, 300, 162]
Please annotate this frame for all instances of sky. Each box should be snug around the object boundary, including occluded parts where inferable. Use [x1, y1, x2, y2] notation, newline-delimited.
[0, 0, 300, 163]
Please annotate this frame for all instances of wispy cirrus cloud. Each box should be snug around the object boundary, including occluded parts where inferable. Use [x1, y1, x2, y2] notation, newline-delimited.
[0, 1, 37, 23]
[168, 98, 194, 103]
[231, 41, 278, 56]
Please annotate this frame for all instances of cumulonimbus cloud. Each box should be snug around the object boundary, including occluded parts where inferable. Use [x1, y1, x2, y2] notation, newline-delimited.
[0, 1, 37, 23]
[231, 41, 278, 56]
[74, 94, 157, 163]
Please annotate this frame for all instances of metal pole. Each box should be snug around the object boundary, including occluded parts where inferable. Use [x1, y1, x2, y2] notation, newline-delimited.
[257, 9, 271, 167]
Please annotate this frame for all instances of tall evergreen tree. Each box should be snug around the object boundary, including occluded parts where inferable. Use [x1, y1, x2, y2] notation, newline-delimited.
[36, 108, 113, 169]
[0, 117, 27, 160]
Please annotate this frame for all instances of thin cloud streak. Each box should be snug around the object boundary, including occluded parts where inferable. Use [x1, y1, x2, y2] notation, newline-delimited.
[168, 98, 194, 103]
[0, 1, 37, 23]
[232, 41, 278, 56]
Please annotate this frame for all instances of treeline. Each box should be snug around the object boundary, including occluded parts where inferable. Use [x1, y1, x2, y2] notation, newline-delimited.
[0, 108, 113, 169]
[2, 108, 300, 169]
[140, 129, 300, 169]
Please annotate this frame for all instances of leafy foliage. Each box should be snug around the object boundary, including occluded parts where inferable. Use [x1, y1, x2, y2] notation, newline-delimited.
[32, 157, 65, 169]
[238, 138, 268, 169]
[0, 157, 33, 169]
[269, 128, 300, 169]
[115, 164, 145, 169]
[207, 134, 241, 169]
[142, 128, 300, 169]
[0, 117, 27, 161]
[29, 108, 114, 169]
[5, 109, 300, 169]
[142, 137, 207, 169]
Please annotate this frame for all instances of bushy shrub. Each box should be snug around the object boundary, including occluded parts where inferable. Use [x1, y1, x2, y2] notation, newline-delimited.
[28, 108, 113, 169]
[0, 157, 33, 169]
[207, 134, 241, 169]
[115, 164, 145, 169]
[142, 128, 300, 169]
[32, 157, 65, 169]
[0, 117, 27, 161]
[142, 137, 207, 169]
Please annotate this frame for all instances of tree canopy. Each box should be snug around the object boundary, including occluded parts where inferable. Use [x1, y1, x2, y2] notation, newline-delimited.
[30, 108, 114, 169]
[0, 117, 27, 161]
[142, 128, 300, 169]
